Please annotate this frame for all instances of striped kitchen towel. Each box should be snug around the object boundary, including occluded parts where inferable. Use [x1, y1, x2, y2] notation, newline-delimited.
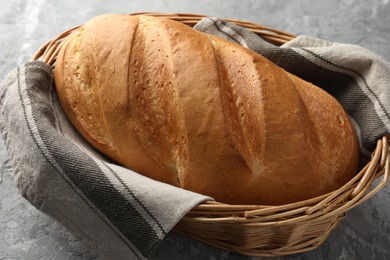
[195, 17, 390, 161]
[0, 62, 210, 259]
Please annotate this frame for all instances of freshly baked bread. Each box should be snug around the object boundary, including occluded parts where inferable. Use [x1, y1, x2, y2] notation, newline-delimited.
[54, 14, 359, 205]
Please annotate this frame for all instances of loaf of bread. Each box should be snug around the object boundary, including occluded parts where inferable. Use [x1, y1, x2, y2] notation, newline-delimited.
[54, 14, 359, 205]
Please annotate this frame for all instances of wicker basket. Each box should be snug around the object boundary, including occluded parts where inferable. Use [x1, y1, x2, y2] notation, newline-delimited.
[33, 12, 390, 257]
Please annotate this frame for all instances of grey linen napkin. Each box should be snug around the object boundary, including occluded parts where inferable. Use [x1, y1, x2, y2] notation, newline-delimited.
[1, 17, 390, 260]
[195, 17, 390, 160]
[0, 62, 210, 259]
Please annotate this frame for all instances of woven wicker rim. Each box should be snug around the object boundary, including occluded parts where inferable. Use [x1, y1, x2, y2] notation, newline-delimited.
[32, 12, 390, 257]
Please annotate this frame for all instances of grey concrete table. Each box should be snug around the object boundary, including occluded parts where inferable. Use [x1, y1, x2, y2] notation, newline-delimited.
[1, 0, 390, 259]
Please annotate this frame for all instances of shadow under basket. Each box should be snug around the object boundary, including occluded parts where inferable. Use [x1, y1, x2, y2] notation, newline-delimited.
[33, 12, 390, 257]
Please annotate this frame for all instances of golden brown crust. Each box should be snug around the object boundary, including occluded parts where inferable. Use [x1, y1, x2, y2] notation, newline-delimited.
[54, 14, 359, 205]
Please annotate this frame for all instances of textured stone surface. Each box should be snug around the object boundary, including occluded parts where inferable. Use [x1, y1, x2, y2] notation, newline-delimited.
[1, 0, 390, 259]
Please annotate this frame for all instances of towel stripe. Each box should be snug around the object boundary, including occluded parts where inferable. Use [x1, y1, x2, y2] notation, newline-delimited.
[17, 64, 143, 259]
[22, 62, 161, 258]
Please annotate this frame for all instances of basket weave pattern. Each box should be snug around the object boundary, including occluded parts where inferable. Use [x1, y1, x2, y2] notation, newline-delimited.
[33, 13, 390, 257]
